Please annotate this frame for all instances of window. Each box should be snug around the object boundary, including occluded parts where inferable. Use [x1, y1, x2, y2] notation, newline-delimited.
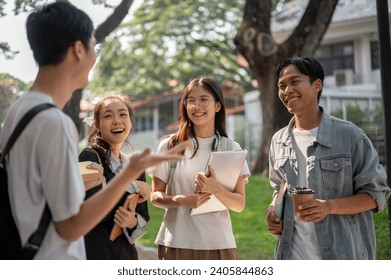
[314, 42, 354, 75]
[370, 41, 380, 70]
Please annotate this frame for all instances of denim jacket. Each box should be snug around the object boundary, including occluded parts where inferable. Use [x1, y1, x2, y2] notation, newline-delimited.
[269, 107, 390, 259]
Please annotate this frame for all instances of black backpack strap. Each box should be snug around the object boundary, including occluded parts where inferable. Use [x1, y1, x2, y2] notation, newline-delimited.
[1, 103, 55, 164]
[1, 103, 55, 258]
[23, 203, 52, 257]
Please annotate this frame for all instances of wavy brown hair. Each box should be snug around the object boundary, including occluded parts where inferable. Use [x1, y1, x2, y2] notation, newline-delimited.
[167, 77, 227, 157]
[87, 95, 135, 167]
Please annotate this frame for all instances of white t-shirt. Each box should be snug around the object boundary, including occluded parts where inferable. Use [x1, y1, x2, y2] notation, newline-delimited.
[151, 136, 250, 250]
[289, 127, 322, 260]
[0, 92, 86, 259]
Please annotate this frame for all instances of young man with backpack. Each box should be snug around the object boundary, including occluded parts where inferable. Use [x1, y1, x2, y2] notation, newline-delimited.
[0, 2, 188, 259]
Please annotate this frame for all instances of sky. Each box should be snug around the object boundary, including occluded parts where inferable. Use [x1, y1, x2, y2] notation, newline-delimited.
[0, 0, 140, 83]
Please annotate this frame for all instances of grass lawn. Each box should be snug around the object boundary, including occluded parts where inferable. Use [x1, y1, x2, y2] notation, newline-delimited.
[139, 174, 391, 259]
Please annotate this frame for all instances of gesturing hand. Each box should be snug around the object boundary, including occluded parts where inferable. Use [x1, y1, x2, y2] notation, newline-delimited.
[128, 140, 192, 176]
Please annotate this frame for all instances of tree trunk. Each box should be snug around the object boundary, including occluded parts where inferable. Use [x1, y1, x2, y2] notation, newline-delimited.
[251, 56, 291, 174]
[63, 89, 83, 140]
[235, 0, 339, 174]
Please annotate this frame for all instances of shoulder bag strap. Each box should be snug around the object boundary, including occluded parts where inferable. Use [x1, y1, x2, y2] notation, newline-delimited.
[221, 136, 235, 151]
[166, 160, 177, 195]
[86, 146, 103, 165]
[164, 135, 177, 195]
[1, 103, 55, 164]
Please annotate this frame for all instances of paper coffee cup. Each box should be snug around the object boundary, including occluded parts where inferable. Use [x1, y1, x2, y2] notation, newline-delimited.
[291, 188, 314, 215]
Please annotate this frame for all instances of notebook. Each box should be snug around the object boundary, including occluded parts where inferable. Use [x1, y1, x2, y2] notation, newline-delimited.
[274, 179, 287, 219]
[109, 193, 140, 241]
[79, 161, 100, 181]
[190, 150, 248, 216]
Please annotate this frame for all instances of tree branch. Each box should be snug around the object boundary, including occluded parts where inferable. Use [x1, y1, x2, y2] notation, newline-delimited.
[242, 0, 272, 32]
[283, 0, 339, 56]
[94, 0, 134, 43]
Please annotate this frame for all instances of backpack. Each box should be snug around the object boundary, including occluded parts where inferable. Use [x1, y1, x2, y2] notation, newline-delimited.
[0, 103, 54, 259]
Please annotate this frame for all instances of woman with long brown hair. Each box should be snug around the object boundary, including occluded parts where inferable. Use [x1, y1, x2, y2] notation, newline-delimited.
[150, 77, 251, 260]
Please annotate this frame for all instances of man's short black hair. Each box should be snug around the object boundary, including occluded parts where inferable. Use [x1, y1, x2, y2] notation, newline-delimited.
[276, 57, 325, 100]
[26, 2, 94, 67]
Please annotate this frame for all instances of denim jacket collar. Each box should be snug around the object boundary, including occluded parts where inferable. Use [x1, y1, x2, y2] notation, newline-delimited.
[278, 106, 332, 148]
[315, 107, 332, 148]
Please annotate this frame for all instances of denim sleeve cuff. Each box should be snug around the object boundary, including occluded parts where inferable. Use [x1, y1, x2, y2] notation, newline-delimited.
[359, 189, 388, 213]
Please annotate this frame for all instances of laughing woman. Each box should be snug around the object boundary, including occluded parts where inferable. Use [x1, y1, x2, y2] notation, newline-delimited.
[79, 95, 151, 260]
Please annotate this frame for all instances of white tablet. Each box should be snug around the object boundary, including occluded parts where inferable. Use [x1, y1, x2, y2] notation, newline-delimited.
[191, 150, 248, 216]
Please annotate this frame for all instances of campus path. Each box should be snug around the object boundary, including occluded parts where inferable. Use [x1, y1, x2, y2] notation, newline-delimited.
[136, 243, 158, 260]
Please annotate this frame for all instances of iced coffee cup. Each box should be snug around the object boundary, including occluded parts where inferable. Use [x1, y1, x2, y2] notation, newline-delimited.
[291, 187, 315, 215]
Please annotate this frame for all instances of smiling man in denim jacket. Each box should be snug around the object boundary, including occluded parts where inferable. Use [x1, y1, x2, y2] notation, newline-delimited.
[266, 56, 390, 260]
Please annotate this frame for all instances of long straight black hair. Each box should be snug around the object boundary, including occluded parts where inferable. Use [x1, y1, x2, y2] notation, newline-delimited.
[167, 76, 227, 157]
